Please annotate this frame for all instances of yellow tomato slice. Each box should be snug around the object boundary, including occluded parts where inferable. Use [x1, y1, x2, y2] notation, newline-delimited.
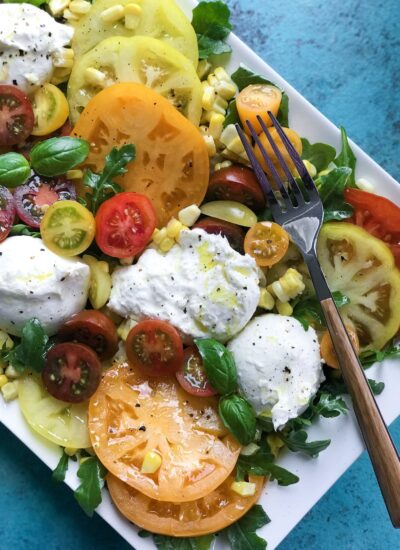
[317, 222, 400, 350]
[107, 472, 265, 537]
[31, 83, 69, 137]
[18, 376, 91, 449]
[237, 84, 282, 134]
[72, 83, 209, 227]
[244, 221, 290, 267]
[89, 360, 241, 502]
[40, 200, 95, 257]
[200, 201, 257, 227]
[254, 127, 302, 180]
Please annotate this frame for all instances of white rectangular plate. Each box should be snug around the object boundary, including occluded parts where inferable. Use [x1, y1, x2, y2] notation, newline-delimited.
[1, 1, 400, 549]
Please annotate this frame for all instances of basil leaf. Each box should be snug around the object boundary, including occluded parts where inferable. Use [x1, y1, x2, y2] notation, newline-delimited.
[30, 137, 90, 177]
[237, 451, 299, 486]
[152, 534, 215, 550]
[311, 392, 348, 418]
[334, 126, 357, 186]
[316, 166, 354, 222]
[224, 505, 270, 550]
[9, 224, 40, 238]
[0, 152, 30, 188]
[7, 318, 49, 373]
[52, 450, 69, 482]
[281, 429, 331, 458]
[368, 378, 385, 395]
[192, 1, 233, 59]
[195, 338, 237, 394]
[74, 457, 107, 517]
[219, 394, 256, 445]
[360, 345, 400, 369]
[301, 139, 336, 173]
[277, 92, 289, 127]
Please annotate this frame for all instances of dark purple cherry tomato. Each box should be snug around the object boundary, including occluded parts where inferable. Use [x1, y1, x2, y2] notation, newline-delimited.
[194, 216, 245, 253]
[207, 166, 265, 211]
[42, 342, 102, 403]
[176, 347, 217, 397]
[14, 173, 76, 228]
[0, 185, 16, 243]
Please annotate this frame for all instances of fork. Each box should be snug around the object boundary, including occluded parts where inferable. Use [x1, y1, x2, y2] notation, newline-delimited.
[236, 113, 400, 527]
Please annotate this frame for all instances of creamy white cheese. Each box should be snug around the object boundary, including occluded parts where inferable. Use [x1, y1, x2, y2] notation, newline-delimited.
[109, 229, 260, 342]
[0, 236, 90, 336]
[228, 314, 324, 430]
[0, 3, 73, 93]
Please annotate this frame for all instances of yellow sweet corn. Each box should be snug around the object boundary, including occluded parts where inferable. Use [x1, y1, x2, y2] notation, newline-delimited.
[0, 374, 8, 388]
[276, 299, 293, 316]
[63, 8, 79, 21]
[197, 59, 212, 80]
[178, 204, 201, 227]
[69, 0, 91, 14]
[258, 288, 275, 310]
[302, 159, 317, 178]
[267, 433, 285, 458]
[141, 451, 162, 474]
[159, 237, 175, 253]
[214, 66, 230, 82]
[124, 2, 142, 15]
[53, 48, 74, 69]
[49, 0, 70, 16]
[100, 4, 125, 23]
[64, 447, 78, 457]
[1, 381, 18, 402]
[215, 80, 237, 100]
[356, 178, 375, 192]
[166, 218, 184, 240]
[208, 112, 225, 140]
[5, 365, 20, 380]
[214, 160, 233, 172]
[124, 3, 142, 29]
[268, 268, 305, 303]
[230, 481, 257, 497]
[119, 256, 134, 266]
[203, 134, 217, 157]
[152, 227, 168, 245]
[240, 442, 260, 456]
[201, 83, 216, 111]
[117, 318, 138, 341]
[85, 67, 107, 87]
[66, 169, 83, 180]
[212, 95, 229, 115]
[207, 74, 219, 87]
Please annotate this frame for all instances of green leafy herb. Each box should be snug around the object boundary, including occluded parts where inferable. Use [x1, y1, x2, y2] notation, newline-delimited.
[224, 505, 270, 550]
[311, 392, 348, 418]
[9, 224, 40, 238]
[194, 338, 237, 394]
[6, 318, 49, 373]
[52, 450, 69, 482]
[293, 291, 349, 330]
[237, 447, 299, 486]
[368, 378, 385, 395]
[74, 457, 107, 517]
[83, 144, 136, 214]
[30, 137, 90, 177]
[192, 1, 232, 59]
[277, 92, 289, 127]
[281, 429, 331, 458]
[219, 394, 256, 445]
[301, 139, 336, 173]
[316, 166, 354, 222]
[334, 126, 357, 187]
[223, 98, 240, 128]
[152, 534, 215, 550]
[0, 152, 31, 188]
[320, 372, 347, 397]
[360, 345, 400, 369]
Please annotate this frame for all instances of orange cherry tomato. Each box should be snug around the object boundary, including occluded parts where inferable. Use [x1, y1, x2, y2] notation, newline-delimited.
[107, 471, 265, 537]
[237, 84, 282, 134]
[244, 221, 290, 267]
[320, 326, 360, 369]
[253, 127, 302, 180]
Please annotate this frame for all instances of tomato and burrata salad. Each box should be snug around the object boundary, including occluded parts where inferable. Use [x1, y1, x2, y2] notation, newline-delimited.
[0, 0, 399, 547]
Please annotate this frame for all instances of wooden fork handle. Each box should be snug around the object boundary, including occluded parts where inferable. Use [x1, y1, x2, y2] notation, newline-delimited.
[321, 297, 400, 527]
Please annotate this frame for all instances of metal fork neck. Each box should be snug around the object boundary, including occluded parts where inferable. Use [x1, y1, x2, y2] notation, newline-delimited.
[303, 252, 332, 301]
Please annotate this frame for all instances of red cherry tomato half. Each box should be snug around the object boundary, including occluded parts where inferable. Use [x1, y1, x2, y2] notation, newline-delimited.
[125, 319, 184, 377]
[0, 85, 34, 147]
[42, 342, 102, 403]
[58, 310, 118, 360]
[344, 188, 400, 268]
[207, 166, 265, 211]
[95, 192, 157, 258]
[194, 216, 245, 253]
[14, 173, 76, 228]
[176, 346, 217, 397]
[0, 186, 16, 243]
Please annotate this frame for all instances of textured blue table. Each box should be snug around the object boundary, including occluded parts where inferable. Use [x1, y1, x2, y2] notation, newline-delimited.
[1, 1, 400, 549]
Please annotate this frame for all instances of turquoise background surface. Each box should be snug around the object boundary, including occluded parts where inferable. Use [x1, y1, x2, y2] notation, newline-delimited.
[1, 1, 399, 549]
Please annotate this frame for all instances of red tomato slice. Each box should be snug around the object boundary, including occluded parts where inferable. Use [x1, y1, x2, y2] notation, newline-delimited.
[193, 216, 245, 253]
[95, 192, 156, 258]
[0, 186, 16, 243]
[0, 85, 34, 147]
[42, 342, 102, 403]
[176, 346, 217, 397]
[125, 320, 183, 377]
[207, 166, 265, 211]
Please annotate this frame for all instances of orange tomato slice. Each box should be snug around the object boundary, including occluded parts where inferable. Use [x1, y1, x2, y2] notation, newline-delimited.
[107, 472, 265, 537]
[72, 83, 209, 227]
[89, 359, 241, 502]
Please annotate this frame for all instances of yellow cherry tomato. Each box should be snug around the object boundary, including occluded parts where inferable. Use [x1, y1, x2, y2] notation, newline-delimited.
[82, 254, 112, 309]
[244, 221, 290, 267]
[237, 84, 282, 134]
[41, 200, 95, 257]
[254, 127, 303, 180]
[200, 200, 257, 227]
[31, 83, 69, 137]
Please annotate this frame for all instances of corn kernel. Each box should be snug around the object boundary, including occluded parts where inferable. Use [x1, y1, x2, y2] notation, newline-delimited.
[240, 443, 260, 456]
[69, 0, 91, 14]
[63, 8, 79, 21]
[207, 74, 219, 87]
[231, 481, 257, 497]
[178, 204, 201, 227]
[85, 67, 107, 87]
[1, 381, 18, 402]
[124, 4, 142, 29]
[159, 237, 175, 253]
[214, 160, 232, 172]
[214, 67, 230, 82]
[117, 318, 138, 341]
[152, 227, 167, 245]
[49, 0, 70, 16]
[64, 447, 78, 457]
[0, 374, 8, 388]
[141, 451, 162, 473]
[66, 169, 83, 180]
[5, 365, 20, 379]
[100, 4, 125, 23]
[202, 84, 216, 111]
[124, 2, 142, 15]
[356, 178, 375, 192]
[276, 299, 293, 316]
[197, 60, 212, 80]
[269, 268, 305, 302]
[258, 288, 275, 310]
[208, 112, 225, 141]
[200, 110, 218, 124]
[166, 218, 184, 240]
[267, 434, 285, 458]
[215, 80, 237, 100]
[203, 134, 216, 157]
[302, 159, 317, 178]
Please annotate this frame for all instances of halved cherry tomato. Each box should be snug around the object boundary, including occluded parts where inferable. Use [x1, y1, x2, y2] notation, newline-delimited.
[95, 192, 156, 259]
[207, 166, 265, 211]
[14, 173, 76, 228]
[320, 326, 360, 369]
[345, 188, 400, 268]
[237, 84, 282, 134]
[0, 85, 34, 147]
[176, 346, 217, 397]
[59, 310, 118, 360]
[126, 319, 184, 377]
[0, 186, 16, 243]
[194, 216, 245, 253]
[40, 200, 95, 256]
[31, 83, 69, 137]
[42, 342, 102, 403]
[244, 221, 290, 266]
